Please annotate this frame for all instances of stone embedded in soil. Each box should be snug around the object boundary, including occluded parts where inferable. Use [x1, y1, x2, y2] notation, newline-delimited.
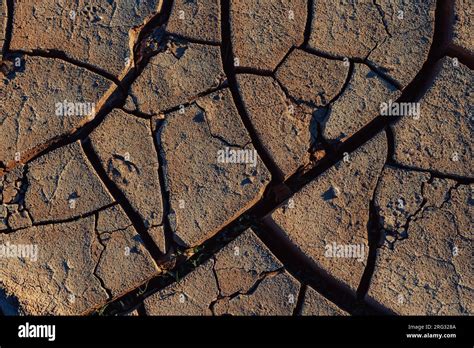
[236, 74, 312, 179]
[0, 55, 114, 166]
[368, 183, 473, 315]
[144, 229, 300, 315]
[95, 205, 159, 297]
[166, 0, 221, 43]
[453, 0, 473, 52]
[230, 0, 307, 71]
[127, 41, 224, 115]
[24, 141, 114, 222]
[392, 58, 473, 177]
[323, 64, 400, 142]
[308, 0, 435, 88]
[10, 0, 162, 77]
[275, 49, 349, 107]
[89, 109, 163, 230]
[156, 89, 270, 247]
[300, 287, 348, 316]
[271, 133, 387, 293]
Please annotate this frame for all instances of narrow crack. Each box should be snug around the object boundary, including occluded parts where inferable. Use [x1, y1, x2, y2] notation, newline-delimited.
[220, 0, 285, 182]
[272, 46, 296, 75]
[7, 49, 121, 86]
[373, 0, 392, 39]
[0, 202, 116, 235]
[446, 44, 474, 69]
[65, 0, 459, 312]
[2, 0, 13, 55]
[81, 139, 164, 262]
[301, 0, 314, 47]
[356, 131, 389, 301]
[166, 33, 220, 47]
[92, 211, 114, 300]
[0, 2, 174, 178]
[387, 161, 474, 184]
[150, 118, 175, 255]
[292, 284, 307, 316]
[91, 213, 253, 315]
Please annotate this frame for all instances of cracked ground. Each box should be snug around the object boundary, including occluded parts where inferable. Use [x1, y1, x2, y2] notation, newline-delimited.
[0, 0, 472, 316]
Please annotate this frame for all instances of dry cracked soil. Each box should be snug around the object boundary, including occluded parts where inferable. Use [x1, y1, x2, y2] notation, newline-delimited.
[0, 0, 472, 316]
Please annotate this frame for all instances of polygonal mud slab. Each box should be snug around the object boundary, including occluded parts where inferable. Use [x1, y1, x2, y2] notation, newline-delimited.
[308, 0, 435, 88]
[391, 58, 473, 177]
[300, 287, 348, 316]
[0, 216, 107, 315]
[89, 109, 164, 231]
[236, 74, 313, 179]
[0, 205, 159, 315]
[95, 205, 160, 297]
[271, 133, 387, 293]
[230, 0, 307, 71]
[10, 0, 162, 77]
[156, 88, 270, 247]
[453, 0, 473, 52]
[373, 166, 429, 238]
[144, 229, 300, 315]
[0, 55, 114, 166]
[24, 141, 113, 223]
[126, 41, 224, 115]
[213, 271, 300, 315]
[323, 64, 400, 142]
[166, 0, 221, 43]
[275, 48, 349, 107]
[368, 174, 473, 315]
